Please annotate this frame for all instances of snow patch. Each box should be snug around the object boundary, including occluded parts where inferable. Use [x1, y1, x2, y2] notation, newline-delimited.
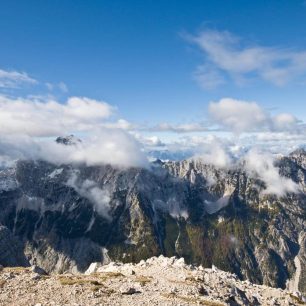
[48, 168, 63, 179]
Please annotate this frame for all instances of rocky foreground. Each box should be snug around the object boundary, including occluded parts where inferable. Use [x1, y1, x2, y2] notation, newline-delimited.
[0, 256, 305, 306]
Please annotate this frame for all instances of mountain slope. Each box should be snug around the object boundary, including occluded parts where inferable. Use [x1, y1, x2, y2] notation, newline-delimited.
[0, 148, 305, 294]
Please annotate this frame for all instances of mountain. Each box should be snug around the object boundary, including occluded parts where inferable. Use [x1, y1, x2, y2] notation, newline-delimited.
[0, 225, 29, 267]
[0, 142, 305, 294]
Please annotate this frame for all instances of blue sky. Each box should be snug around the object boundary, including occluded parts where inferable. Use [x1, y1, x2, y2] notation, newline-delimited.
[1, 0, 306, 124]
[1, 0, 306, 164]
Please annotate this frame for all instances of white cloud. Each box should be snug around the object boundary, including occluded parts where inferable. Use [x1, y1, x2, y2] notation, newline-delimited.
[151, 122, 208, 133]
[102, 119, 134, 130]
[67, 172, 112, 219]
[0, 69, 37, 88]
[58, 82, 68, 93]
[134, 134, 165, 147]
[209, 98, 301, 134]
[45, 83, 53, 91]
[194, 65, 225, 89]
[0, 95, 115, 136]
[0, 132, 148, 168]
[46, 82, 69, 93]
[189, 29, 306, 88]
[273, 113, 299, 130]
[0, 94, 148, 168]
[244, 149, 300, 196]
[193, 136, 234, 168]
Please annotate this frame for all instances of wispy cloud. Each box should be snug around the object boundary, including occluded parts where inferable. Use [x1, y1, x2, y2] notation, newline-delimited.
[244, 149, 300, 196]
[46, 81, 69, 93]
[150, 122, 209, 133]
[188, 29, 306, 88]
[0, 69, 37, 88]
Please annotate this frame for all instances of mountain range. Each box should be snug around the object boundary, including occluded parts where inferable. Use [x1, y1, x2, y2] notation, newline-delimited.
[0, 137, 305, 295]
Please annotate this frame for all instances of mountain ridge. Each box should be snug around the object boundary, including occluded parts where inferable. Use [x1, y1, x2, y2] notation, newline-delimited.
[0, 147, 305, 294]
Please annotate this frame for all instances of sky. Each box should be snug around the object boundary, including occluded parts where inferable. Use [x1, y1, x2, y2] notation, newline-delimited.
[1, 0, 306, 165]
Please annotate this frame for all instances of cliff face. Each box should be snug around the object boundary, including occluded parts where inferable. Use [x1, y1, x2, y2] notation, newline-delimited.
[0, 225, 29, 267]
[0, 149, 305, 293]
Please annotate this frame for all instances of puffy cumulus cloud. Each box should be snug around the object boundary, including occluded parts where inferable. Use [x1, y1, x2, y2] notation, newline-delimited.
[0, 94, 148, 168]
[209, 98, 267, 133]
[64, 97, 113, 120]
[0, 69, 37, 88]
[0, 95, 115, 136]
[188, 29, 306, 88]
[209, 98, 301, 134]
[198, 143, 232, 168]
[0, 131, 148, 169]
[244, 149, 300, 196]
[273, 113, 299, 130]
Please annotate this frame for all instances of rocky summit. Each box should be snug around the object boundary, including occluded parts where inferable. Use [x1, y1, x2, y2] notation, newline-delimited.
[0, 255, 305, 306]
[0, 145, 305, 299]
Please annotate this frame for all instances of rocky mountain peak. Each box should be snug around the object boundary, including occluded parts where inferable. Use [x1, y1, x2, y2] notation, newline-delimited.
[55, 135, 82, 146]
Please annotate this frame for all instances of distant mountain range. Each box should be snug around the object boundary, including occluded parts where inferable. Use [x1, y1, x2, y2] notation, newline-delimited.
[0, 137, 305, 295]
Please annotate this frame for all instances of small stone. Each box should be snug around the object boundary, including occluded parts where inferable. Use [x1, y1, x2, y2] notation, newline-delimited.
[120, 286, 138, 295]
[30, 266, 48, 275]
[31, 273, 41, 281]
[198, 285, 209, 296]
[3, 272, 14, 279]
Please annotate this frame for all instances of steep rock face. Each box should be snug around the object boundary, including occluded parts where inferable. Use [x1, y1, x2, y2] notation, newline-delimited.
[0, 150, 305, 294]
[0, 225, 29, 267]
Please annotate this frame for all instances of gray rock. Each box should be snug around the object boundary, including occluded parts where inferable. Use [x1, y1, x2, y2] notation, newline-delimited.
[30, 266, 48, 275]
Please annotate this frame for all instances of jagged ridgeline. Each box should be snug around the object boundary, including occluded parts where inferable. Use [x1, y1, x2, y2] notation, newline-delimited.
[0, 143, 305, 294]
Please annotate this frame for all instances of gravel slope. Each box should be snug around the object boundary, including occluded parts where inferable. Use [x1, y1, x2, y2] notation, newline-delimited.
[0, 256, 305, 306]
